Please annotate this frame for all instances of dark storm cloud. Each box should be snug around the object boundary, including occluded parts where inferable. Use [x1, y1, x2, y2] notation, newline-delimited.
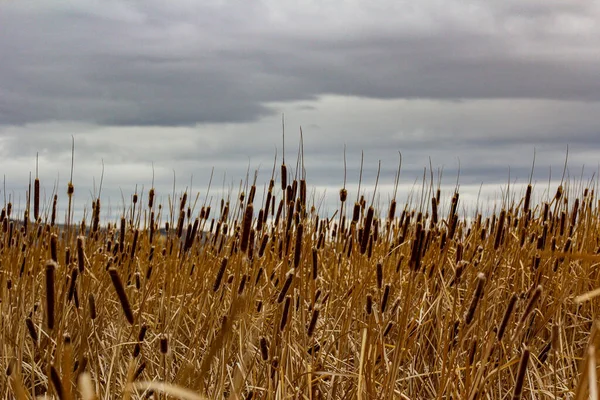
[2, 0, 600, 126]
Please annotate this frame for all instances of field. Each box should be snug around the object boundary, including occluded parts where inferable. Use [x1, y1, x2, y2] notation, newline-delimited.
[2, 151, 600, 399]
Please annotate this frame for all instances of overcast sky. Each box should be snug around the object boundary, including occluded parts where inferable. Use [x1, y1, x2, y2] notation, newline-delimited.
[1, 0, 599, 221]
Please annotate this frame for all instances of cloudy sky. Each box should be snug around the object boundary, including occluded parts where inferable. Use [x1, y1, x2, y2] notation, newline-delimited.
[1, 0, 599, 221]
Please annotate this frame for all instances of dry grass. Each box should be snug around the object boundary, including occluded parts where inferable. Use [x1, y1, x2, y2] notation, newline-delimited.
[2, 149, 600, 399]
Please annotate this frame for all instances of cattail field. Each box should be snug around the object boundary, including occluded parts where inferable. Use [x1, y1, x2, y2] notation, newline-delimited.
[2, 147, 600, 400]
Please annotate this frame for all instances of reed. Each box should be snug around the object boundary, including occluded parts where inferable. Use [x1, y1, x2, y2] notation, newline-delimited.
[1, 148, 599, 399]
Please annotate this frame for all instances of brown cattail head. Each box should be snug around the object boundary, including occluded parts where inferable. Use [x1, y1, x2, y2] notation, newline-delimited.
[50, 233, 58, 262]
[148, 188, 155, 209]
[464, 272, 486, 325]
[259, 337, 269, 361]
[77, 236, 85, 273]
[281, 164, 287, 191]
[512, 347, 530, 400]
[307, 306, 320, 337]
[45, 260, 57, 330]
[108, 268, 134, 325]
[160, 335, 169, 354]
[360, 206, 374, 254]
[365, 293, 373, 315]
[88, 293, 97, 320]
[50, 365, 65, 400]
[520, 285, 542, 324]
[34, 178, 40, 221]
[497, 293, 518, 341]
[280, 296, 291, 331]
[213, 257, 228, 292]
[26, 317, 38, 344]
[376, 262, 383, 290]
[277, 269, 295, 303]
[523, 184, 532, 215]
[381, 284, 390, 313]
[240, 204, 253, 253]
[339, 188, 347, 203]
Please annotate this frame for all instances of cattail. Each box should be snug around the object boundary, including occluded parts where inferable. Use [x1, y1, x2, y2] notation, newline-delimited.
[26, 317, 38, 344]
[260, 337, 269, 361]
[570, 198, 579, 229]
[294, 223, 303, 269]
[277, 269, 294, 303]
[108, 268, 134, 325]
[133, 325, 148, 357]
[388, 199, 396, 222]
[92, 198, 100, 234]
[50, 365, 65, 400]
[497, 293, 517, 341]
[256, 209, 264, 232]
[238, 274, 247, 295]
[34, 177, 40, 221]
[376, 262, 383, 290]
[50, 233, 58, 262]
[494, 210, 506, 250]
[512, 347, 530, 400]
[464, 272, 486, 325]
[409, 223, 423, 271]
[381, 284, 390, 313]
[88, 294, 96, 320]
[360, 206, 374, 255]
[307, 306, 319, 337]
[119, 216, 125, 253]
[365, 294, 373, 315]
[340, 188, 347, 203]
[352, 203, 360, 224]
[520, 285, 542, 324]
[160, 335, 169, 354]
[240, 204, 253, 253]
[133, 361, 146, 381]
[551, 323, 559, 352]
[280, 296, 291, 331]
[45, 260, 57, 330]
[213, 257, 228, 292]
[148, 188, 155, 209]
[67, 267, 78, 303]
[523, 184, 532, 215]
[383, 321, 393, 337]
[431, 197, 438, 225]
[537, 339, 552, 364]
[281, 164, 287, 191]
[76, 236, 85, 273]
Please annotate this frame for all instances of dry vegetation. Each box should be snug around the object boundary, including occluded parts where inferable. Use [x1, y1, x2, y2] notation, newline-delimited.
[2, 147, 600, 399]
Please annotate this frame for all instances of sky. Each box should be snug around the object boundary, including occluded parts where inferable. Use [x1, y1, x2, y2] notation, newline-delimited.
[1, 0, 600, 222]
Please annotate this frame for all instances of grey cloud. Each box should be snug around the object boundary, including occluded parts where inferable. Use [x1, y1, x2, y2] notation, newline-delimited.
[2, 1, 600, 126]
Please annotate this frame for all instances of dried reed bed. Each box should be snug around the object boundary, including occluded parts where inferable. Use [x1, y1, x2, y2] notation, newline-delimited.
[2, 152, 600, 399]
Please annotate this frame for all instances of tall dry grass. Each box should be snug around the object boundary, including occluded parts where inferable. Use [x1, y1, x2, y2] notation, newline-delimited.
[2, 148, 600, 399]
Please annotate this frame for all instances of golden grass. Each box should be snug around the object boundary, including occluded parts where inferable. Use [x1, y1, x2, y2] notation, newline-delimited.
[2, 149, 600, 399]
